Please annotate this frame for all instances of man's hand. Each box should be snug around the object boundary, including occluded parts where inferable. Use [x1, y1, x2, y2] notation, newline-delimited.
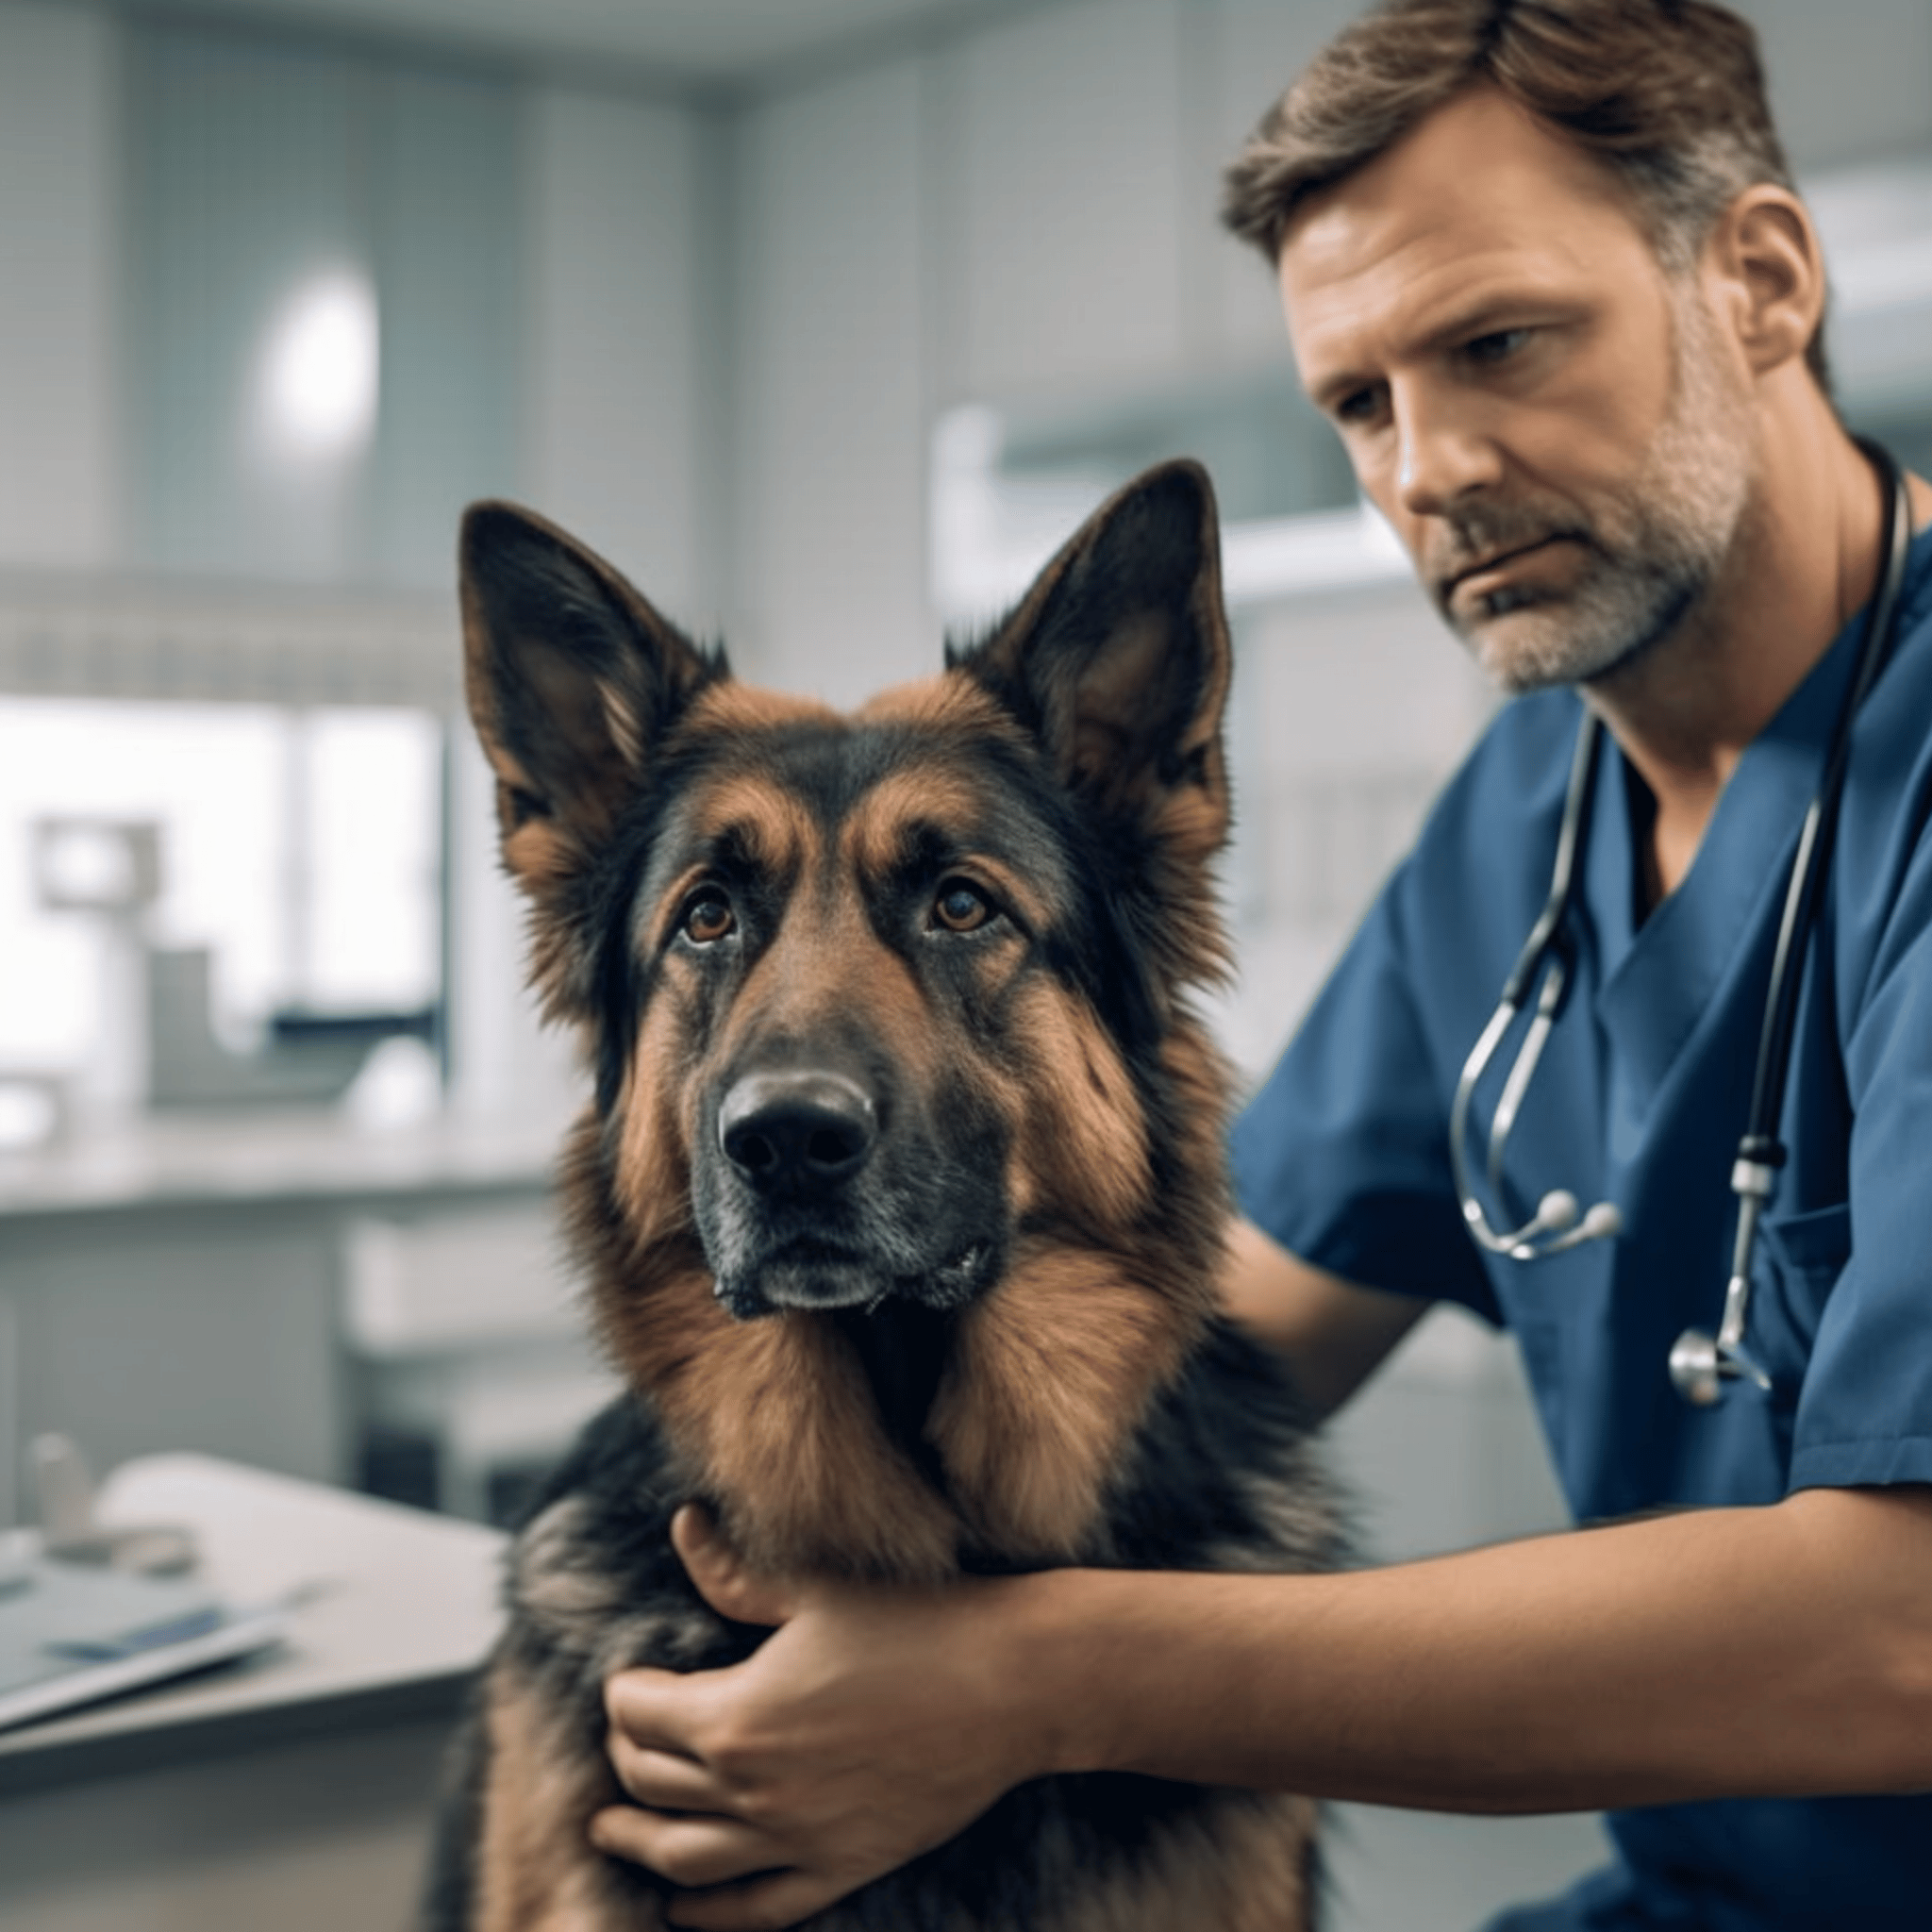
[592, 1506, 1047, 1931]
[590, 1487, 1932, 1930]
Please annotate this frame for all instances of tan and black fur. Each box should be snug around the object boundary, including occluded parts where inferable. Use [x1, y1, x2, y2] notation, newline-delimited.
[425, 460, 1344, 1930]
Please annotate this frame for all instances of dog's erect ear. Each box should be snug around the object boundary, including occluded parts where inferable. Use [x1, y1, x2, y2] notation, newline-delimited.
[458, 502, 723, 900]
[953, 459, 1231, 860]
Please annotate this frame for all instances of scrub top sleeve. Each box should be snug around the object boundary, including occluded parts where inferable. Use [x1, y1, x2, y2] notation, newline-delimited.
[1230, 870, 1502, 1323]
[1790, 886, 1932, 1492]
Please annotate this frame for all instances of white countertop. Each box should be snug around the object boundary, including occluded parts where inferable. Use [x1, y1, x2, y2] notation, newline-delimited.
[0, 1454, 506, 1793]
[0, 1110, 560, 1224]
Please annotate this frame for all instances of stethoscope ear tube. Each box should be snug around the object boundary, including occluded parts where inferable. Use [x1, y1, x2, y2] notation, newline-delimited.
[1500, 711, 1604, 1009]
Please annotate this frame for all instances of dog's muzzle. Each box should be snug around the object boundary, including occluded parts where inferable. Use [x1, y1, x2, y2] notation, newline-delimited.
[702, 1063, 1003, 1320]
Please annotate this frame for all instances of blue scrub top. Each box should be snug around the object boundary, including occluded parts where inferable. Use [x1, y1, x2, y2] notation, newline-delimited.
[1231, 524, 1932, 1930]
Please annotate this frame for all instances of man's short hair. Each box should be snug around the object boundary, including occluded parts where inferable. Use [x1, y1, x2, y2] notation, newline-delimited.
[1222, 0, 1827, 385]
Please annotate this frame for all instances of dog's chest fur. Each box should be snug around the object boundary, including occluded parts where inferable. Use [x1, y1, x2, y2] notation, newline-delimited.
[450, 1320, 1340, 1932]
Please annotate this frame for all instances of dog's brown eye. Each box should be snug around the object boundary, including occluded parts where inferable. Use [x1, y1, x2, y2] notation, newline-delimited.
[682, 893, 735, 944]
[933, 881, 991, 933]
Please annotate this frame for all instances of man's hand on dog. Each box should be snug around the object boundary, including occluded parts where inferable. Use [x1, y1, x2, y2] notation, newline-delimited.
[594, 1504, 1048, 1930]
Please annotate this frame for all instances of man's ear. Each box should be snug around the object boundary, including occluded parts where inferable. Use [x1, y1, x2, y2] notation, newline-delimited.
[1707, 184, 1828, 378]
[951, 458, 1232, 865]
[458, 502, 724, 908]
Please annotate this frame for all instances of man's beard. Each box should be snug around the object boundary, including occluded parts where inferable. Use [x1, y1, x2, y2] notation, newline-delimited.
[1425, 291, 1756, 694]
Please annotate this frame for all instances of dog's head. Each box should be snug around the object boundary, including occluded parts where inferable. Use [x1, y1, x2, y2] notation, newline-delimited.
[460, 462, 1235, 1570]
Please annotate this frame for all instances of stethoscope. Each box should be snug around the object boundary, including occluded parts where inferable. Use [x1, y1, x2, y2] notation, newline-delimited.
[1448, 443, 1913, 1406]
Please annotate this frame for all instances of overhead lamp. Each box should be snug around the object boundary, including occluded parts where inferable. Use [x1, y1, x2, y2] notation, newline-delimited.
[258, 267, 379, 460]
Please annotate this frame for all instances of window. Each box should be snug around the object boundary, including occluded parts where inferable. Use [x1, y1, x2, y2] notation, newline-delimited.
[0, 697, 442, 1093]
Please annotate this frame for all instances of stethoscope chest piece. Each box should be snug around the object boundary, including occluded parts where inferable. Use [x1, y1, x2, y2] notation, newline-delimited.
[1669, 1327, 1771, 1407]
[1668, 1152, 1778, 1405]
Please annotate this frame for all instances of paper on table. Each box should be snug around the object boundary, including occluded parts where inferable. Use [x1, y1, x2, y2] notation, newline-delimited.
[0, 1545, 286, 1734]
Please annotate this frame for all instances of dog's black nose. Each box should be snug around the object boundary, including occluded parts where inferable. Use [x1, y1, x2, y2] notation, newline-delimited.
[718, 1071, 877, 1194]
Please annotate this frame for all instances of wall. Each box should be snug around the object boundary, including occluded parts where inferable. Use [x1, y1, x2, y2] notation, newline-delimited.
[722, 0, 1366, 698]
[719, 0, 1435, 704]
[0, 6, 721, 598]
[0, 2, 121, 571]
[1750, 0, 1932, 164]
[519, 85, 719, 619]
[450, 79, 722, 1125]
[724, 60, 930, 701]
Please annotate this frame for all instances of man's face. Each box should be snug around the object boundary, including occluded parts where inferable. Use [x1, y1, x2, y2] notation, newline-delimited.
[1278, 87, 1756, 692]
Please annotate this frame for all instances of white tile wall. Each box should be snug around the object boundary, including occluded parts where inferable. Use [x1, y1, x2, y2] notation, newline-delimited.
[1743, 0, 1932, 166]
[519, 86, 713, 619]
[0, 2, 122, 571]
[453, 82, 720, 1126]
[727, 58, 932, 698]
[1189, 0, 1365, 366]
[932, 0, 1186, 399]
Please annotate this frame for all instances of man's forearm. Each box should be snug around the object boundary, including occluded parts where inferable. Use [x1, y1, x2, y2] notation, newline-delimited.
[1021, 1484, 1932, 1811]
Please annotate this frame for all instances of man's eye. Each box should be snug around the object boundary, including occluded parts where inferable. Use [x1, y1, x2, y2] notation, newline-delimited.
[681, 893, 736, 944]
[932, 881, 992, 934]
[1466, 326, 1531, 366]
[1333, 385, 1384, 426]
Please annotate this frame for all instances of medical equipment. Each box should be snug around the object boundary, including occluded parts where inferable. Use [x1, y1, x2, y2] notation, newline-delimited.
[1448, 443, 1912, 1405]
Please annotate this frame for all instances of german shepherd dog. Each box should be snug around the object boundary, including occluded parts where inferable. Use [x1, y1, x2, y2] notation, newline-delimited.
[427, 459, 1343, 1930]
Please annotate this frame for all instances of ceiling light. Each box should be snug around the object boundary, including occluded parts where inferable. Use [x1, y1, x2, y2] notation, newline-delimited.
[258, 268, 379, 459]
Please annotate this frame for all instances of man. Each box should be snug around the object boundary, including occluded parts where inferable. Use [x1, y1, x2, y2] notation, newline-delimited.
[588, 4, 1932, 1926]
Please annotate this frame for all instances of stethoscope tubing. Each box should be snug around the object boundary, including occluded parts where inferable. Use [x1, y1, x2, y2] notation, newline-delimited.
[1449, 702, 1604, 1257]
[1452, 442, 1912, 1401]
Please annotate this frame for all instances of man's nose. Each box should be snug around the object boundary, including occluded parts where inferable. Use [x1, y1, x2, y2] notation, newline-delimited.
[1392, 384, 1502, 519]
